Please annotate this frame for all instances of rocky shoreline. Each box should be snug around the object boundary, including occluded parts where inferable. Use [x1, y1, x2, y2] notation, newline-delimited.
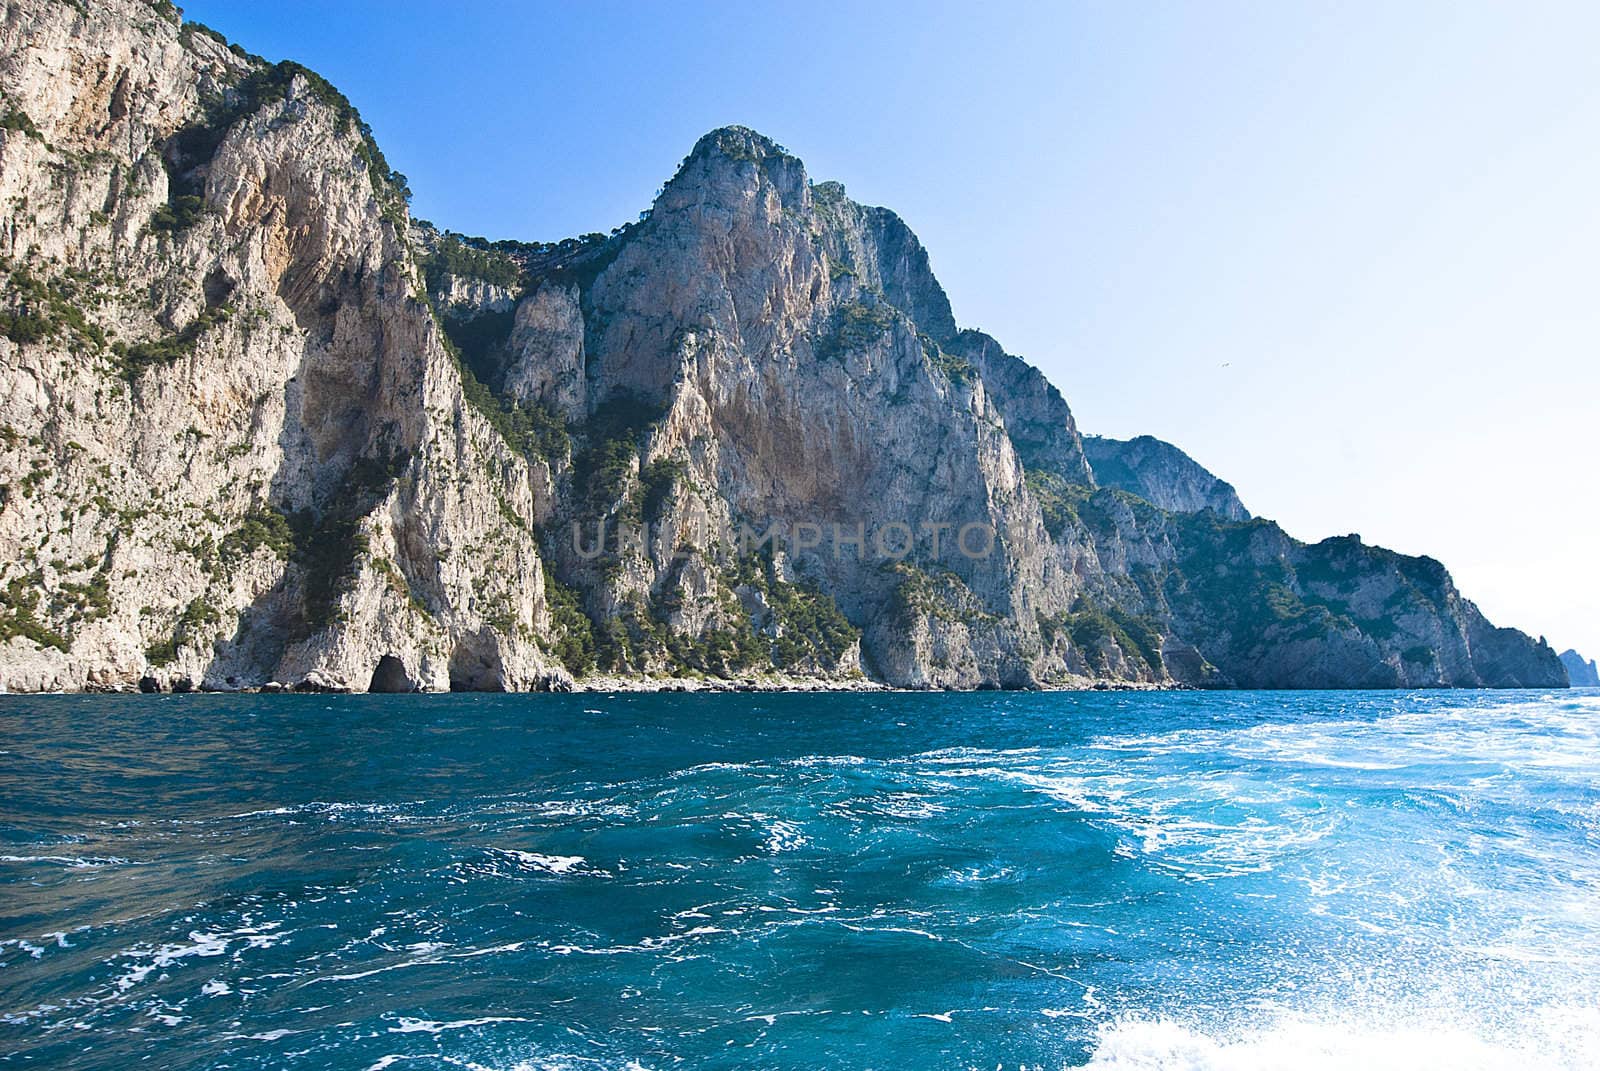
[65, 672, 1180, 696]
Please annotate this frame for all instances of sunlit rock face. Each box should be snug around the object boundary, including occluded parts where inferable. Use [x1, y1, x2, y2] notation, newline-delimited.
[0, 5, 1566, 691]
[1083, 435, 1249, 521]
[0, 0, 562, 693]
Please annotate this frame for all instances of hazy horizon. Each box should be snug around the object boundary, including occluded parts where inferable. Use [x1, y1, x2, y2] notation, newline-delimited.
[181, 0, 1600, 661]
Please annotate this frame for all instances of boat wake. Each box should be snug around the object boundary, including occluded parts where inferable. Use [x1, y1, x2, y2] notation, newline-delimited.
[1079, 1003, 1600, 1071]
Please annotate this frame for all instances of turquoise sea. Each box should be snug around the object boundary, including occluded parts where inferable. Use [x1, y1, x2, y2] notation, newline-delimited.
[2, 689, 1598, 1070]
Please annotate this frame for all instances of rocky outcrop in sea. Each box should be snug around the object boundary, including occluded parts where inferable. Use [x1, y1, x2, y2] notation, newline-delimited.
[1559, 650, 1599, 687]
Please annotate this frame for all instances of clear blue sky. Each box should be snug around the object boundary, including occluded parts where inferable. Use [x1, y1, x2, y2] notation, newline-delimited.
[182, 1, 1600, 659]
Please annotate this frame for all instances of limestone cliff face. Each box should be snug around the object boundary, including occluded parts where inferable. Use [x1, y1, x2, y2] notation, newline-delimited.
[0, 0, 564, 692]
[0, 4, 1568, 692]
[523, 129, 1083, 688]
[1084, 435, 1248, 521]
[432, 126, 1562, 691]
[951, 329, 1095, 486]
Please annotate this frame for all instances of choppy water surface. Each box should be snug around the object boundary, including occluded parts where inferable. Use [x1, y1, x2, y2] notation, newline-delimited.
[2, 689, 1598, 1070]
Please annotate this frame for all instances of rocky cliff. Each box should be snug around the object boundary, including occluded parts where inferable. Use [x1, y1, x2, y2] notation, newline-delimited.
[1084, 435, 1249, 521]
[0, 0, 1568, 692]
[0, 0, 563, 692]
[1560, 650, 1599, 687]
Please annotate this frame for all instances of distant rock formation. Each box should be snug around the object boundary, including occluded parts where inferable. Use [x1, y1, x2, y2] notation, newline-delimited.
[1559, 650, 1600, 686]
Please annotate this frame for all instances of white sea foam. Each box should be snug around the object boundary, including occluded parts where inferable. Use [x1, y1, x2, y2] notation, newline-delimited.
[543, 924, 727, 957]
[937, 863, 1018, 886]
[1077, 1004, 1600, 1071]
[112, 924, 287, 992]
[221, 800, 419, 821]
[497, 850, 588, 874]
[0, 853, 134, 869]
[387, 1014, 532, 1034]
[762, 819, 807, 853]
[365, 1054, 636, 1071]
[450, 848, 603, 882]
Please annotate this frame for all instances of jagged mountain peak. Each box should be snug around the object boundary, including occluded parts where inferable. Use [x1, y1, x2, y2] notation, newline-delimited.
[658, 124, 809, 216]
[686, 124, 795, 164]
[643, 127, 961, 346]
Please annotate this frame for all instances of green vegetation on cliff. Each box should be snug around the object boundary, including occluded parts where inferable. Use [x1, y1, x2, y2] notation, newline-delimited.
[1025, 468, 1092, 536]
[542, 564, 596, 676]
[1, 265, 108, 352]
[1, 573, 69, 652]
[1037, 597, 1164, 678]
[421, 236, 522, 291]
[814, 298, 895, 360]
[434, 317, 570, 465]
[731, 553, 859, 671]
[114, 302, 233, 379]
